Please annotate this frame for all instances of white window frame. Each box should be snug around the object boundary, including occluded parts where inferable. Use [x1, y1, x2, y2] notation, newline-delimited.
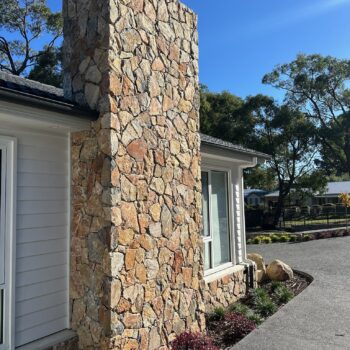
[201, 165, 235, 277]
[0, 137, 16, 350]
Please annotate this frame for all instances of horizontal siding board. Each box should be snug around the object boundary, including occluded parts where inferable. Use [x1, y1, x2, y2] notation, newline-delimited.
[16, 265, 68, 287]
[16, 291, 67, 317]
[16, 278, 68, 302]
[18, 144, 67, 162]
[16, 304, 68, 332]
[18, 173, 67, 188]
[17, 252, 68, 273]
[17, 213, 68, 230]
[18, 187, 68, 201]
[17, 239, 67, 258]
[16, 226, 67, 244]
[16, 317, 68, 347]
[18, 159, 66, 175]
[17, 200, 68, 215]
[18, 134, 68, 148]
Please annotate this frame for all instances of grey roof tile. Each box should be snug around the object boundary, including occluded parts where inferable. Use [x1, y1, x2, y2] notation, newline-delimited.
[0, 71, 67, 102]
[200, 133, 270, 159]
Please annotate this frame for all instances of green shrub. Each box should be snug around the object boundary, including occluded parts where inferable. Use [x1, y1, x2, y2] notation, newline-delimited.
[289, 235, 297, 242]
[247, 239, 253, 244]
[213, 307, 225, 320]
[274, 285, 294, 304]
[253, 237, 261, 244]
[271, 235, 280, 243]
[261, 236, 272, 244]
[303, 234, 311, 241]
[279, 235, 290, 243]
[229, 303, 263, 325]
[255, 297, 277, 317]
[252, 288, 269, 300]
[247, 313, 264, 326]
[228, 303, 250, 316]
[270, 281, 283, 293]
[252, 288, 277, 317]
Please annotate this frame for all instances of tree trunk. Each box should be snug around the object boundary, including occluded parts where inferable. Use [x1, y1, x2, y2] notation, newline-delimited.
[344, 134, 350, 176]
[273, 195, 285, 228]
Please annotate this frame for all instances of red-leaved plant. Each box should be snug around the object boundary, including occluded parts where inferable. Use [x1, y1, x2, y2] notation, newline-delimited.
[222, 312, 256, 342]
[171, 332, 219, 350]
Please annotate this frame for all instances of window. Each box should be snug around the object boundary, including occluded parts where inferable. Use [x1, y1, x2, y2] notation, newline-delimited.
[202, 170, 231, 273]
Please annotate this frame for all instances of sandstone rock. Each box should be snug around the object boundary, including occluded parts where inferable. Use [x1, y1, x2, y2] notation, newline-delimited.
[85, 65, 102, 84]
[247, 253, 266, 273]
[256, 269, 266, 283]
[126, 139, 147, 161]
[84, 83, 99, 109]
[267, 260, 294, 281]
[123, 313, 142, 329]
[161, 205, 172, 237]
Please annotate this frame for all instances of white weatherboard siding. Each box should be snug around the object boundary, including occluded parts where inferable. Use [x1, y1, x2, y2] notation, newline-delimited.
[0, 128, 69, 347]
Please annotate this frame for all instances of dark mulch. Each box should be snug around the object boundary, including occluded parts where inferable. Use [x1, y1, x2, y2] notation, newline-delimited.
[206, 271, 311, 349]
[261, 271, 311, 298]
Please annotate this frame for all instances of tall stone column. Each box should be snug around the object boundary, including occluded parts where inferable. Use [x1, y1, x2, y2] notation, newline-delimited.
[64, 0, 205, 348]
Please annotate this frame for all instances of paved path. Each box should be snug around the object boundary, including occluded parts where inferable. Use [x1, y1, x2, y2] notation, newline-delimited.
[233, 236, 350, 350]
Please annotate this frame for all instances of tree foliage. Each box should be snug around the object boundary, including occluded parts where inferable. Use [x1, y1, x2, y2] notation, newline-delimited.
[27, 46, 62, 87]
[200, 85, 256, 147]
[243, 95, 324, 224]
[0, 0, 62, 76]
[244, 166, 277, 192]
[263, 54, 350, 175]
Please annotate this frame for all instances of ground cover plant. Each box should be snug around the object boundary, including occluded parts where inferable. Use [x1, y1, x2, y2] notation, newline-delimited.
[172, 272, 310, 349]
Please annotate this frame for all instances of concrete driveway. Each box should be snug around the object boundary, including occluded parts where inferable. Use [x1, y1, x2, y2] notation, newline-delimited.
[233, 236, 350, 350]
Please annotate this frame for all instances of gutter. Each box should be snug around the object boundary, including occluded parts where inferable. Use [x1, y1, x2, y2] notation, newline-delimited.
[200, 140, 271, 161]
[0, 86, 99, 121]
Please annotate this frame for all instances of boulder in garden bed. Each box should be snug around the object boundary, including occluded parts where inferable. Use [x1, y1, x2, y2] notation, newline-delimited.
[267, 260, 293, 281]
[247, 253, 266, 273]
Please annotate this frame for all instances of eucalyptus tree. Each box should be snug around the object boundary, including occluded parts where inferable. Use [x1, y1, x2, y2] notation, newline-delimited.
[263, 54, 350, 175]
[0, 0, 62, 77]
[245, 95, 323, 225]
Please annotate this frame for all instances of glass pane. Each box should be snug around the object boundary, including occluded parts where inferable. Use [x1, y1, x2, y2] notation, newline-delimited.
[204, 241, 211, 271]
[211, 171, 230, 267]
[201, 172, 210, 237]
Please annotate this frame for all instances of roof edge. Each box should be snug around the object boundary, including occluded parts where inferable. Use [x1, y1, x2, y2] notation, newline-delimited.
[0, 86, 99, 120]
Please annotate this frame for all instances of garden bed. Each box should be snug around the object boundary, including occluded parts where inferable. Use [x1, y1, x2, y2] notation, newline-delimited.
[205, 271, 311, 349]
[247, 229, 350, 245]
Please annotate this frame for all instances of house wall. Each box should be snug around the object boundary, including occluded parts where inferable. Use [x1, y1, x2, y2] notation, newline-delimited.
[200, 157, 250, 311]
[0, 126, 70, 347]
[64, 0, 205, 348]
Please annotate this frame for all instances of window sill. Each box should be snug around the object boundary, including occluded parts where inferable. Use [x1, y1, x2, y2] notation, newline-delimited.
[204, 263, 246, 284]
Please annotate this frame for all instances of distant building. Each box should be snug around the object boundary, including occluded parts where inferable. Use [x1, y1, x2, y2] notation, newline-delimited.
[314, 181, 350, 205]
[263, 181, 350, 208]
[244, 189, 268, 206]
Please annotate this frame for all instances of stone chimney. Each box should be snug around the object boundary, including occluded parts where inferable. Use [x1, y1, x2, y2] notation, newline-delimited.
[63, 0, 205, 348]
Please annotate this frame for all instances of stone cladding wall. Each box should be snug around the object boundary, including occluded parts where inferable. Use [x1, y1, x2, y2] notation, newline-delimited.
[64, 0, 205, 349]
[204, 267, 247, 312]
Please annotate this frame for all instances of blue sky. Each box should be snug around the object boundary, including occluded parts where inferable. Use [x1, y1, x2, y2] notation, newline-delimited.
[181, 0, 350, 99]
[47, 0, 350, 99]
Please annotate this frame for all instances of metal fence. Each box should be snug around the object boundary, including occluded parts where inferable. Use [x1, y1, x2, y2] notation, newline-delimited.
[280, 204, 350, 232]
